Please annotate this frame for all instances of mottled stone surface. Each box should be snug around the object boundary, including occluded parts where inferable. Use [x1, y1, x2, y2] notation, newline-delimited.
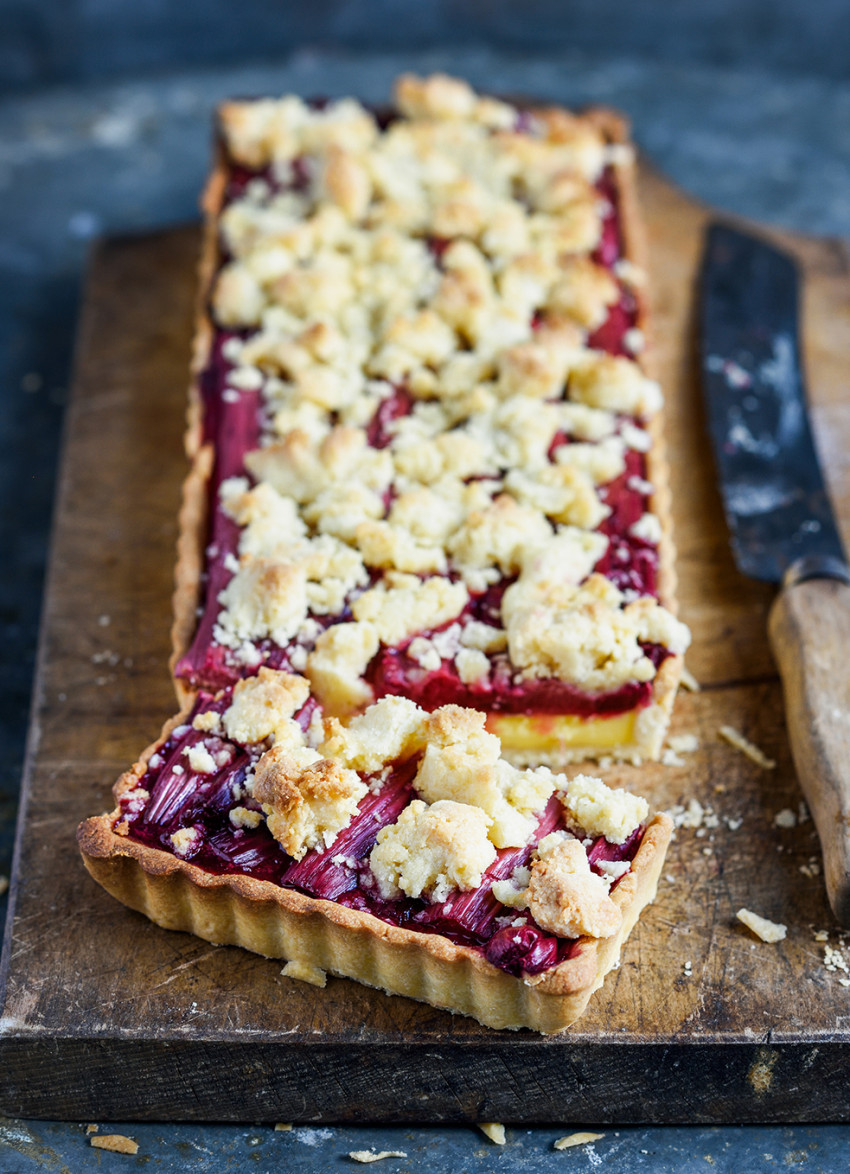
[1, 46, 849, 1168]
[0, 1118, 848, 1172]
[3, 0, 850, 91]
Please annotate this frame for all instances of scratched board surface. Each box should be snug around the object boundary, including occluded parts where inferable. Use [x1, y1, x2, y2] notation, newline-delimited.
[1, 166, 849, 1122]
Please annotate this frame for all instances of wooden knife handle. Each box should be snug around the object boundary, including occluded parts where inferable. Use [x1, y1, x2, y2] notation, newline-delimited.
[768, 576, 850, 925]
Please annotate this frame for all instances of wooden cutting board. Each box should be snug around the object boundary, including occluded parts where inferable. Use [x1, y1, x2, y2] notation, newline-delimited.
[2, 165, 850, 1124]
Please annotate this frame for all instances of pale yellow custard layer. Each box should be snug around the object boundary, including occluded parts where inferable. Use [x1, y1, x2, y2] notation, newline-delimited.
[486, 710, 637, 757]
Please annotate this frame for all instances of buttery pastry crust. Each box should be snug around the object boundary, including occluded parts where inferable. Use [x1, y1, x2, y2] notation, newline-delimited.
[78, 768, 672, 1034]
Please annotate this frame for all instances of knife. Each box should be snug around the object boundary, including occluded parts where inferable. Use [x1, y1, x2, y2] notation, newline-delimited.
[700, 222, 850, 925]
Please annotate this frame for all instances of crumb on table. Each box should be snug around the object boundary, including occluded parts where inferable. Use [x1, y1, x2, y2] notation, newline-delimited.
[554, 1131, 605, 1150]
[90, 1134, 139, 1155]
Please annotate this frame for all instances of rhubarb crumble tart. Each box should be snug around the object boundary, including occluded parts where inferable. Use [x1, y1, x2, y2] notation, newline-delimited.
[171, 72, 690, 765]
[79, 675, 673, 1033]
[79, 74, 681, 1032]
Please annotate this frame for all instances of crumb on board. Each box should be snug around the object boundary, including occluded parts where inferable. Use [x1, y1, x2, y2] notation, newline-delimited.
[553, 1132, 605, 1150]
[736, 908, 787, 943]
[281, 959, 327, 987]
[774, 808, 796, 829]
[662, 731, 699, 769]
[348, 1151, 408, 1163]
[478, 1123, 506, 1145]
[274, 1123, 293, 1131]
[680, 666, 700, 692]
[90, 1134, 138, 1155]
[669, 798, 720, 832]
[824, 944, 850, 976]
[813, 929, 830, 942]
[719, 726, 776, 770]
[799, 858, 820, 878]
[85, 1124, 98, 1135]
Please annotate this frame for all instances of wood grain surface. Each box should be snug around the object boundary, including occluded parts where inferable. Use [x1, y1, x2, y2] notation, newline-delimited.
[1, 167, 850, 1122]
[769, 578, 850, 924]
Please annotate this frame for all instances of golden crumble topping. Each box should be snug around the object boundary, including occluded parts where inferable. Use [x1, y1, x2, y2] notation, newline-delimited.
[560, 774, 649, 845]
[252, 744, 367, 860]
[222, 668, 311, 745]
[369, 798, 497, 902]
[527, 835, 622, 939]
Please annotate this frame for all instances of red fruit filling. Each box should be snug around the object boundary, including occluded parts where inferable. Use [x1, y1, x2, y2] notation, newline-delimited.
[117, 691, 644, 977]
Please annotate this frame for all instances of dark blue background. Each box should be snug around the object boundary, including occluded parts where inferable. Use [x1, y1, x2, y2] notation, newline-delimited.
[1, 4, 849, 1168]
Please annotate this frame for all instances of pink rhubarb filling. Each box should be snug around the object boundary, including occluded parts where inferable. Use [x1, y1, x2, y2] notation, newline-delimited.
[118, 691, 645, 978]
[173, 120, 665, 721]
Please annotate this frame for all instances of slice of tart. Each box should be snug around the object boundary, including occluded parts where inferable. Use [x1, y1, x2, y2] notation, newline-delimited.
[170, 73, 690, 767]
[79, 671, 672, 1033]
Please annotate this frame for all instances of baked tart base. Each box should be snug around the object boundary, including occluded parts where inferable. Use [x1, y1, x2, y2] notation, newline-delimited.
[79, 811, 671, 1034]
[78, 686, 673, 1034]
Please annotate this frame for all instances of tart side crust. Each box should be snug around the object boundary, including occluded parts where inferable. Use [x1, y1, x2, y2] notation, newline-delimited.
[169, 158, 228, 704]
[77, 800, 672, 1035]
[170, 441, 214, 707]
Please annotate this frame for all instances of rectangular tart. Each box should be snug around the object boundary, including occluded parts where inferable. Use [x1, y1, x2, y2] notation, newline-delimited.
[170, 73, 690, 766]
[79, 673, 673, 1033]
[79, 75, 678, 1036]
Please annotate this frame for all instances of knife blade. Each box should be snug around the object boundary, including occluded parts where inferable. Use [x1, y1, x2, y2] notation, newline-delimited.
[700, 223, 848, 582]
[700, 222, 850, 925]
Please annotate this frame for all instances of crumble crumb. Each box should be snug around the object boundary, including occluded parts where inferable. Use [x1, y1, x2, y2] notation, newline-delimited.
[370, 799, 496, 901]
[307, 620, 378, 715]
[85, 1124, 98, 1135]
[348, 1152, 408, 1163]
[253, 745, 367, 860]
[186, 743, 218, 775]
[274, 1123, 293, 1131]
[170, 827, 201, 857]
[774, 808, 797, 829]
[478, 1123, 506, 1145]
[90, 1135, 138, 1155]
[192, 710, 222, 734]
[679, 666, 700, 692]
[528, 836, 622, 939]
[737, 909, 787, 944]
[823, 944, 850, 975]
[230, 806, 263, 830]
[560, 774, 648, 845]
[223, 667, 311, 746]
[719, 726, 776, 770]
[813, 929, 830, 942]
[553, 1131, 605, 1150]
[282, 959, 327, 987]
[668, 733, 699, 754]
